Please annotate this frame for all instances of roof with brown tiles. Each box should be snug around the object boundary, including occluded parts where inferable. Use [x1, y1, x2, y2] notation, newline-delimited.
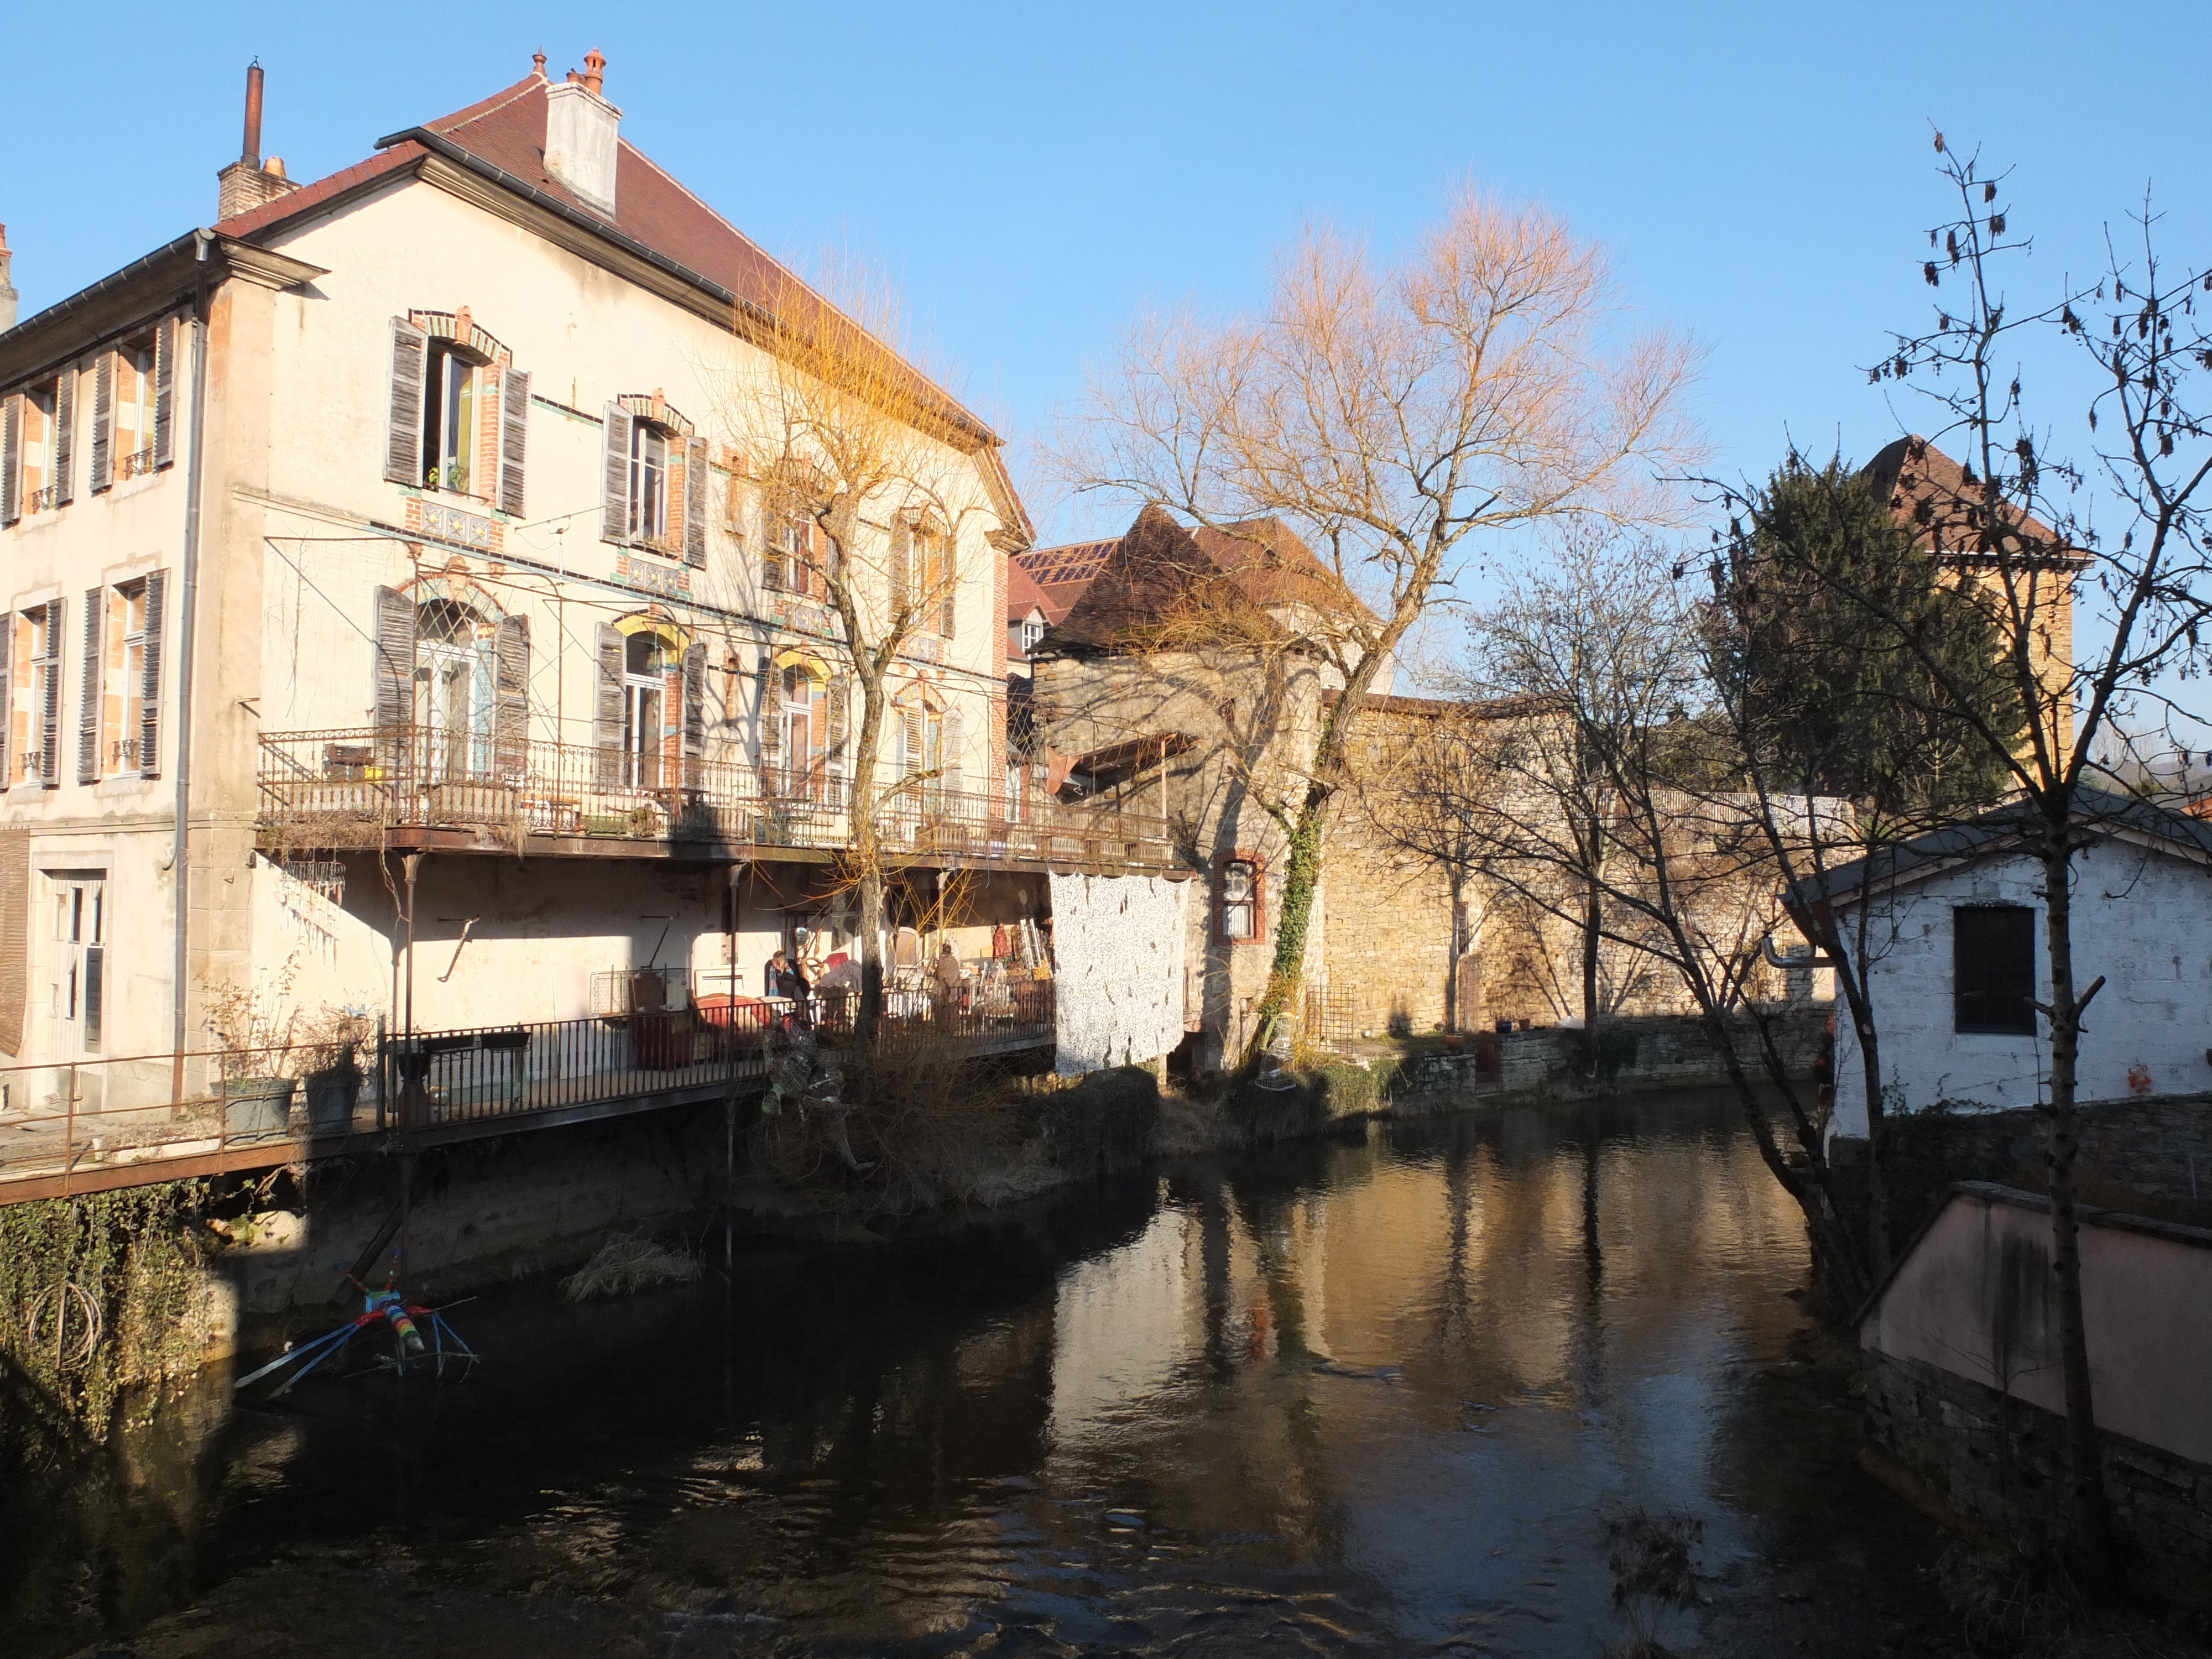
[1036, 505, 1367, 656]
[1011, 538, 1117, 626]
[212, 62, 995, 448]
[1864, 435, 2079, 565]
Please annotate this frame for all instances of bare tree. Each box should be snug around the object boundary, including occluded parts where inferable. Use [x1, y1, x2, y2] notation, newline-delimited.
[1462, 537, 1874, 1305]
[1762, 140, 2212, 1582]
[1059, 189, 1699, 1061]
[719, 264, 1010, 1037]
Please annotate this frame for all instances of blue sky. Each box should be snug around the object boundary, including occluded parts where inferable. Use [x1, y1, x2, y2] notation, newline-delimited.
[8, 1, 2206, 563]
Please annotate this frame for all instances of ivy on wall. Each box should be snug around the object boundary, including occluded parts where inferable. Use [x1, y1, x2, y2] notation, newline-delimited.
[0, 1182, 212, 1441]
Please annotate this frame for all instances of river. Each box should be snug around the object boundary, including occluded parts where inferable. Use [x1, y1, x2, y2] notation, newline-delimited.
[2, 1089, 1958, 1658]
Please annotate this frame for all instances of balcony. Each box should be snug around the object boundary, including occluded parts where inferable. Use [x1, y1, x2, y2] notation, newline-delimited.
[257, 726, 1180, 872]
[0, 980, 1056, 1206]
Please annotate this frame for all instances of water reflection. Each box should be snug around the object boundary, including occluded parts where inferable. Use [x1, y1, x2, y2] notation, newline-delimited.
[2, 1091, 1944, 1658]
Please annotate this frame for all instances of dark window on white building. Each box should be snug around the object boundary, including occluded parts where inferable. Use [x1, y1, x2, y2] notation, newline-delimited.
[1953, 905, 2037, 1034]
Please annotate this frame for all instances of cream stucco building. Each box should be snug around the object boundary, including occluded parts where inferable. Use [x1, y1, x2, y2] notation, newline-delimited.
[0, 55, 1167, 1146]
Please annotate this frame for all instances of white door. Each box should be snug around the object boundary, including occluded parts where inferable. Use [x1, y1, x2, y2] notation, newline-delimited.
[48, 874, 106, 1060]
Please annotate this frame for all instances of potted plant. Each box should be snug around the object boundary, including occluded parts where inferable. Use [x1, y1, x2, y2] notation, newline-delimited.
[296, 1007, 374, 1136]
[206, 982, 299, 1144]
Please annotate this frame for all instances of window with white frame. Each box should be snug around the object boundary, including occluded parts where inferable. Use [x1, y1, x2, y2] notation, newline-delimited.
[629, 420, 669, 542]
[112, 338, 159, 481]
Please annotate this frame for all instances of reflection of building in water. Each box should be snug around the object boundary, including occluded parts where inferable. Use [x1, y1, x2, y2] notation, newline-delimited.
[1047, 1198, 1201, 1446]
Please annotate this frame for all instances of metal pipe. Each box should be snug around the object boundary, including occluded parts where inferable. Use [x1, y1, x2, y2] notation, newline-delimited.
[243, 62, 264, 168]
[168, 245, 212, 1106]
[402, 852, 424, 1037]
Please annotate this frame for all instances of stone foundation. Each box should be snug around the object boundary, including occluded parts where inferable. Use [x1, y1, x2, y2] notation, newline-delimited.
[1864, 1347, 2212, 1609]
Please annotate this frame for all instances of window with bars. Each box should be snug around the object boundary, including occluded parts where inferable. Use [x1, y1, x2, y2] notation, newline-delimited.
[1953, 905, 2037, 1034]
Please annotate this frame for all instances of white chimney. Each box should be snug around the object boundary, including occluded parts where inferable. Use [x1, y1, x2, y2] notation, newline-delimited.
[0, 224, 17, 332]
[544, 50, 619, 217]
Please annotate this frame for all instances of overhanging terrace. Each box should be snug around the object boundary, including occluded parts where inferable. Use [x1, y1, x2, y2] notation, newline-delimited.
[256, 726, 1182, 874]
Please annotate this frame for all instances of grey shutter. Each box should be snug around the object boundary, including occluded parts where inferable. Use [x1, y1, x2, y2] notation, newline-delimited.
[1, 395, 18, 524]
[372, 586, 415, 779]
[384, 318, 429, 485]
[138, 571, 165, 778]
[684, 438, 708, 567]
[498, 368, 530, 518]
[944, 706, 966, 802]
[90, 352, 114, 493]
[900, 708, 922, 779]
[682, 642, 706, 770]
[39, 598, 62, 787]
[890, 524, 910, 615]
[493, 613, 529, 778]
[0, 612, 12, 784]
[152, 318, 176, 471]
[940, 540, 956, 640]
[77, 589, 101, 784]
[826, 676, 849, 796]
[51, 367, 74, 507]
[593, 624, 624, 787]
[601, 404, 633, 544]
[757, 656, 782, 773]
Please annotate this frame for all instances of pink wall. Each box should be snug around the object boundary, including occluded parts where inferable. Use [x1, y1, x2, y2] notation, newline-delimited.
[1862, 1185, 2212, 1467]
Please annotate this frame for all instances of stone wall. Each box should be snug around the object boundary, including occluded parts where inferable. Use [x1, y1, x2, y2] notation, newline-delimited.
[1865, 1348, 2212, 1610]
[1050, 873, 1189, 1073]
[1834, 1092, 2212, 1249]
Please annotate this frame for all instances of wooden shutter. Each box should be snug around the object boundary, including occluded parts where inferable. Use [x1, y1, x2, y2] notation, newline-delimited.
[890, 524, 910, 615]
[825, 676, 848, 795]
[900, 707, 923, 779]
[52, 367, 75, 507]
[0, 607, 12, 784]
[943, 705, 966, 801]
[77, 589, 102, 784]
[0, 828, 27, 1056]
[493, 613, 529, 778]
[938, 538, 956, 640]
[684, 438, 708, 567]
[138, 570, 166, 778]
[1, 394, 19, 525]
[498, 367, 530, 518]
[601, 403, 632, 544]
[757, 657, 782, 771]
[39, 598, 62, 787]
[593, 624, 625, 787]
[90, 353, 114, 493]
[384, 318, 429, 485]
[682, 643, 706, 771]
[152, 317, 177, 471]
[372, 584, 415, 778]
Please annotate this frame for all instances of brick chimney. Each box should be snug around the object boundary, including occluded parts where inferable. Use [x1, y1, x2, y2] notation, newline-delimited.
[544, 50, 620, 217]
[217, 61, 302, 221]
[0, 225, 17, 333]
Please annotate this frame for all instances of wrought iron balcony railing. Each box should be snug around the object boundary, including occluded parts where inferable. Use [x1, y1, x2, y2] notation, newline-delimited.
[256, 726, 1177, 870]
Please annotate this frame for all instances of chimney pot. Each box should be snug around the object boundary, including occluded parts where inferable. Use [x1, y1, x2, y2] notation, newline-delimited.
[0, 223, 16, 333]
[582, 49, 606, 97]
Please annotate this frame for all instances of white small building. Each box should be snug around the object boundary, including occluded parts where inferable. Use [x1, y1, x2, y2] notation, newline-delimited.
[1823, 790, 2212, 1136]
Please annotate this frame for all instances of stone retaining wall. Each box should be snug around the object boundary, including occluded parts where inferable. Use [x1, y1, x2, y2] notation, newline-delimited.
[1865, 1348, 2212, 1609]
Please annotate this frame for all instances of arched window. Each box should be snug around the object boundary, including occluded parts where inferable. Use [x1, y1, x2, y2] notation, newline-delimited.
[592, 617, 706, 794]
[758, 654, 846, 803]
[369, 585, 529, 781]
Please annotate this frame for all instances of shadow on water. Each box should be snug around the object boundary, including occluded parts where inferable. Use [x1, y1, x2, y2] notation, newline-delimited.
[1, 1088, 1954, 1658]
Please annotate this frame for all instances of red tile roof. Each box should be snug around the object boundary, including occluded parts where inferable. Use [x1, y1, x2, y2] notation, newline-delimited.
[213, 144, 426, 239]
[1039, 506, 1366, 655]
[1864, 436, 2080, 566]
[1008, 561, 1049, 624]
[1011, 538, 1117, 626]
[213, 65, 995, 447]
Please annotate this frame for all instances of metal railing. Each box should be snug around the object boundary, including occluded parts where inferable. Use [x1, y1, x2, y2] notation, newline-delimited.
[0, 983, 1057, 1203]
[257, 724, 1177, 869]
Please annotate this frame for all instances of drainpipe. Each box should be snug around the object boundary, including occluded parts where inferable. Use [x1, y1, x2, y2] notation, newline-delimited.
[169, 234, 214, 1102]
